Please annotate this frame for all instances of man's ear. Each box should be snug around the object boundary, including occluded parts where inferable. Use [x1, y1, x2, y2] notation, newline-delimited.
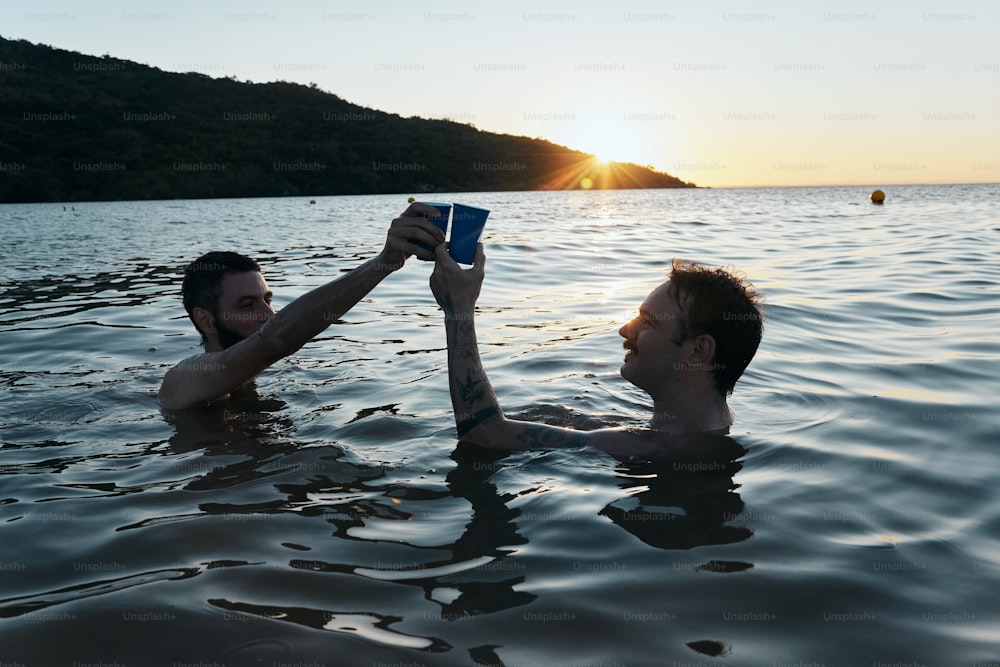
[192, 307, 217, 337]
[687, 333, 717, 366]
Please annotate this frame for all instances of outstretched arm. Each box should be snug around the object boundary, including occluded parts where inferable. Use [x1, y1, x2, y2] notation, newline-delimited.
[159, 204, 446, 410]
[430, 244, 590, 451]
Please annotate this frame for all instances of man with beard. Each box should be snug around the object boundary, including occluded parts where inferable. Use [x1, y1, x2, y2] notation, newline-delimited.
[429, 244, 764, 462]
[158, 204, 444, 410]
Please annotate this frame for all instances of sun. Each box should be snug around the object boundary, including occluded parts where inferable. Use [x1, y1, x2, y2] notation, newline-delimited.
[580, 154, 611, 190]
[538, 154, 652, 191]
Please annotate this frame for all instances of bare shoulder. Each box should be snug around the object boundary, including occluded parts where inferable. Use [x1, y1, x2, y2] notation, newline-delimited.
[587, 427, 746, 463]
[159, 336, 276, 410]
[159, 351, 229, 409]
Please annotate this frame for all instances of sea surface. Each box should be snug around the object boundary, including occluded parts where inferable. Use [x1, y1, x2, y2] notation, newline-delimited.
[1, 185, 999, 666]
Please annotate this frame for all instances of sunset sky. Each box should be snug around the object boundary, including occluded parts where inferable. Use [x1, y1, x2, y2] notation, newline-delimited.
[3, 0, 997, 188]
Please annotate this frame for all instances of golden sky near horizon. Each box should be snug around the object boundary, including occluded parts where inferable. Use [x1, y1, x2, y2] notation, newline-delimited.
[3, 0, 998, 188]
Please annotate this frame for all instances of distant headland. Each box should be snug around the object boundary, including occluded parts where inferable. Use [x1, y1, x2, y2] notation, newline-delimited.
[0, 36, 695, 203]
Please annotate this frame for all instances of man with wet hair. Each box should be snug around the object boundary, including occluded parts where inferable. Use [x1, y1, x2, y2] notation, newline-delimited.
[430, 247, 764, 461]
[180, 251, 264, 350]
[158, 204, 445, 410]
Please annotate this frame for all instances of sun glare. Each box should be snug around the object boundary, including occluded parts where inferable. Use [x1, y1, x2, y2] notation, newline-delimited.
[536, 154, 655, 191]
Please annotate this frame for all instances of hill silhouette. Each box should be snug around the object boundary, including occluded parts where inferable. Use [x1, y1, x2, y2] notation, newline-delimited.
[0, 36, 695, 203]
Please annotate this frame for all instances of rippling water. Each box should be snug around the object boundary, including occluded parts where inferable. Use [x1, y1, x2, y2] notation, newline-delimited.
[1, 186, 999, 665]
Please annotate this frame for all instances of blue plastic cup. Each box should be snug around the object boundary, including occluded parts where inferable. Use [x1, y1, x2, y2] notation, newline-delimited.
[449, 204, 489, 264]
[416, 202, 451, 259]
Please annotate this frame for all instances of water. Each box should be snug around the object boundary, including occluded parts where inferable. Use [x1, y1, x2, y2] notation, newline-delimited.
[1, 186, 999, 665]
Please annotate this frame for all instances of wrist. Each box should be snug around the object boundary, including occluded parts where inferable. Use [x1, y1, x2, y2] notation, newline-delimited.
[441, 298, 476, 318]
[444, 309, 476, 323]
[372, 251, 403, 274]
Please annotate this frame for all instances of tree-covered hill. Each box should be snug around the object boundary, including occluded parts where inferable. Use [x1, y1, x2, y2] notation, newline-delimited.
[0, 36, 695, 203]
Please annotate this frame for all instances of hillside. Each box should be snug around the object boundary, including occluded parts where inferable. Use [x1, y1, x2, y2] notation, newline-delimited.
[0, 36, 695, 203]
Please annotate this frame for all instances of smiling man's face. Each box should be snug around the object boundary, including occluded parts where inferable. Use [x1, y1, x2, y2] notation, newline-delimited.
[617, 281, 692, 398]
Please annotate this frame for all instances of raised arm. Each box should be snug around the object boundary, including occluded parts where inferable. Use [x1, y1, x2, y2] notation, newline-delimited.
[430, 244, 591, 451]
[159, 204, 446, 410]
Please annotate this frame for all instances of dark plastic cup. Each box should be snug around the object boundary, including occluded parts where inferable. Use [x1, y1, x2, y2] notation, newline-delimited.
[416, 202, 451, 259]
[449, 204, 489, 264]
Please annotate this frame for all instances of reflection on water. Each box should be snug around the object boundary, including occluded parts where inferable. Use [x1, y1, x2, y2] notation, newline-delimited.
[165, 390, 292, 452]
[603, 451, 752, 552]
[0, 568, 201, 619]
[208, 598, 453, 652]
[0, 382, 756, 662]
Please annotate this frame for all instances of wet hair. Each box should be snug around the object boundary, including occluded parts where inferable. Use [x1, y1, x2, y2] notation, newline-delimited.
[181, 251, 261, 339]
[667, 259, 764, 396]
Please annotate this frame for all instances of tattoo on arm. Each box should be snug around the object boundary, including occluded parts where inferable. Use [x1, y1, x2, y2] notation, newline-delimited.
[457, 405, 502, 438]
[514, 423, 590, 450]
[457, 366, 490, 404]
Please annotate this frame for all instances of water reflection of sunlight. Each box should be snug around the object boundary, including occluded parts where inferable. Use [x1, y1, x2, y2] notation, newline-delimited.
[864, 447, 906, 462]
[595, 281, 630, 305]
[737, 262, 791, 293]
[876, 386, 967, 403]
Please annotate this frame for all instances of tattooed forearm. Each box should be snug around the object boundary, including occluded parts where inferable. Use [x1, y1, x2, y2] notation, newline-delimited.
[444, 309, 506, 444]
[456, 366, 491, 405]
[442, 306, 594, 452]
[514, 423, 590, 450]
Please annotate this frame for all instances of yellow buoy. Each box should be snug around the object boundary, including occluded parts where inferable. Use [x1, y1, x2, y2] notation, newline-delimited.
[407, 196, 415, 203]
[309, 199, 316, 205]
[870, 189, 885, 204]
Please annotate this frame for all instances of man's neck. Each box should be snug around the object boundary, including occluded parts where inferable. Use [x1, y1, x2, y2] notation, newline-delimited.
[650, 391, 732, 434]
